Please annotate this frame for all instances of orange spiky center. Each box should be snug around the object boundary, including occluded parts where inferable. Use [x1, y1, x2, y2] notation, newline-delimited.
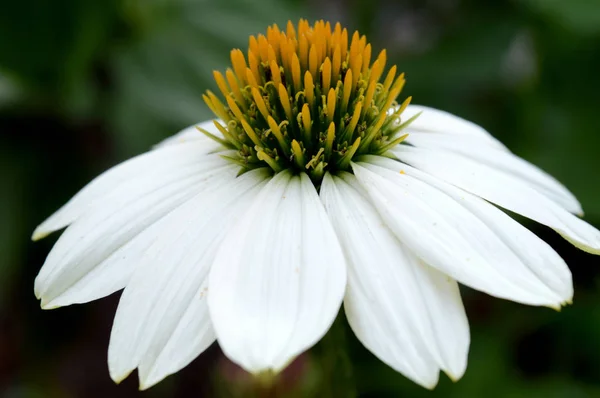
[202, 19, 415, 183]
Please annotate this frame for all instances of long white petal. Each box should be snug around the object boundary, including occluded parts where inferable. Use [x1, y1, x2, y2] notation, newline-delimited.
[321, 172, 469, 388]
[45, 213, 170, 308]
[352, 160, 564, 307]
[33, 140, 220, 240]
[366, 155, 573, 303]
[208, 171, 346, 373]
[394, 145, 600, 254]
[107, 168, 271, 388]
[404, 132, 582, 214]
[35, 156, 237, 308]
[153, 119, 218, 149]
[403, 105, 508, 151]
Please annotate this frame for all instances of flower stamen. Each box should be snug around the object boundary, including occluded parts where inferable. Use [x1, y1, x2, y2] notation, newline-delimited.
[203, 19, 415, 183]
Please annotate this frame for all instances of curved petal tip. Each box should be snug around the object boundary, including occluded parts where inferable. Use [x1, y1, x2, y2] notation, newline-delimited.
[31, 227, 50, 241]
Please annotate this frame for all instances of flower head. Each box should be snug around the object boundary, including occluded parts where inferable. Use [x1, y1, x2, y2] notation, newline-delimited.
[202, 20, 412, 182]
[33, 19, 600, 391]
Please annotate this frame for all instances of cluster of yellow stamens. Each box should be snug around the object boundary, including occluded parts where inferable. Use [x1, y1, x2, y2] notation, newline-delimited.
[202, 19, 415, 183]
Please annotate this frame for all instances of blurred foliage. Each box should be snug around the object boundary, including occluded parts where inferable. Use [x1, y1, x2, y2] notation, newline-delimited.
[0, 0, 121, 114]
[519, 0, 600, 36]
[0, 148, 27, 305]
[110, 0, 302, 154]
[1, 0, 600, 397]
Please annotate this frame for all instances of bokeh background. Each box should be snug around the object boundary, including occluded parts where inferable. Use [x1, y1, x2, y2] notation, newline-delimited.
[2, 0, 600, 397]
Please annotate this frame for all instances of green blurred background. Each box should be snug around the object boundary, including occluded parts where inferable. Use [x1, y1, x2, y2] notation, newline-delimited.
[2, 0, 600, 397]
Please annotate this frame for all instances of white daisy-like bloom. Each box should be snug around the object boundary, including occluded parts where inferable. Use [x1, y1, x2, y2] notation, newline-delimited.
[34, 20, 600, 390]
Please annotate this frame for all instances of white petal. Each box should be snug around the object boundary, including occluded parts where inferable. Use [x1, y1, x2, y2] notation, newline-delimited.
[352, 160, 564, 307]
[403, 105, 508, 151]
[153, 119, 218, 149]
[412, 262, 470, 382]
[208, 171, 346, 373]
[33, 140, 220, 240]
[321, 172, 469, 387]
[366, 155, 573, 303]
[35, 155, 237, 308]
[107, 168, 271, 388]
[404, 132, 582, 214]
[44, 213, 169, 308]
[394, 145, 600, 254]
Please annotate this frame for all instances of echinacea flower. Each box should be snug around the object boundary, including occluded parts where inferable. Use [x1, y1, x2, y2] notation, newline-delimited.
[34, 19, 600, 390]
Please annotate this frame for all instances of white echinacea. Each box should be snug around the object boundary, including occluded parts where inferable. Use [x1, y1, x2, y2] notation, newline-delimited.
[33, 19, 600, 390]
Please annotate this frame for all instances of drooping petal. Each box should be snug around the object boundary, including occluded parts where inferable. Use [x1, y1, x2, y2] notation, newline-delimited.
[320, 172, 469, 387]
[35, 155, 237, 308]
[404, 132, 582, 214]
[32, 140, 220, 240]
[412, 261, 470, 382]
[45, 213, 170, 308]
[394, 145, 600, 254]
[153, 119, 217, 148]
[352, 160, 564, 307]
[403, 105, 508, 151]
[107, 168, 271, 388]
[208, 171, 346, 373]
[366, 155, 573, 303]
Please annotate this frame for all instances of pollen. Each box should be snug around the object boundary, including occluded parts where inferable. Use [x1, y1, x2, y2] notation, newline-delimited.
[202, 19, 415, 183]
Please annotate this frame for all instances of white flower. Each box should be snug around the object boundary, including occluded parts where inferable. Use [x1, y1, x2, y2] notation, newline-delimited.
[33, 20, 600, 391]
